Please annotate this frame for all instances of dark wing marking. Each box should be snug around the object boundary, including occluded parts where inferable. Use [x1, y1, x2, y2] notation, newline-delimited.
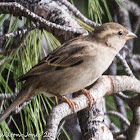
[18, 36, 94, 82]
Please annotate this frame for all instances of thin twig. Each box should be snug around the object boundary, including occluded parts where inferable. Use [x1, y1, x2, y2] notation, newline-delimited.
[133, 17, 140, 34]
[116, 92, 132, 101]
[57, 120, 66, 137]
[15, 99, 32, 113]
[113, 130, 126, 137]
[7, 116, 12, 126]
[107, 111, 130, 127]
[59, 0, 100, 27]
[116, 138, 127, 140]
[116, 54, 135, 77]
[0, 93, 17, 100]
[0, 23, 38, 41]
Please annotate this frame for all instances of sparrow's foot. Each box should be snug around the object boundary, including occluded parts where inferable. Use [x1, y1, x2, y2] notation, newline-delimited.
[61, 96, 77, 113]
[55, 94, 77, 113]
[81, 88, 94, 108]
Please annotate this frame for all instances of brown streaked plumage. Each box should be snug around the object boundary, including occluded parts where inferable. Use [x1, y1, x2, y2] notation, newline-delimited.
[0, 22, 137, 123]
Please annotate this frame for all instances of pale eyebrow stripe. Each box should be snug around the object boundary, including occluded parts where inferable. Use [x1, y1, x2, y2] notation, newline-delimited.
[100, 28, 122, 38]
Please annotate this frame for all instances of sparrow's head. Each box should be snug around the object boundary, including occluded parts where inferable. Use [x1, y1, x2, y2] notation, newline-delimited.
[93, 22, 137, 51]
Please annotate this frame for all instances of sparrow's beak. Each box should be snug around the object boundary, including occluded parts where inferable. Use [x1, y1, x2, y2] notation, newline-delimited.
[125, 32, 137, 40]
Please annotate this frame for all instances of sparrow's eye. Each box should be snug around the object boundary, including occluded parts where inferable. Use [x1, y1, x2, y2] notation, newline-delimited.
[118, 31, 123, 35]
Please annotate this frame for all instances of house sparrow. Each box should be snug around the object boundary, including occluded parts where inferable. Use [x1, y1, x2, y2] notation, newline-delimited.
[0, 22, 137, 123]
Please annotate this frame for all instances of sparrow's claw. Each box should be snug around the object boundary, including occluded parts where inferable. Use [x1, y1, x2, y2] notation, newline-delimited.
[61, 96, 77, 113]
[81, 88, 94, 108]
[55, 94, 77, 113]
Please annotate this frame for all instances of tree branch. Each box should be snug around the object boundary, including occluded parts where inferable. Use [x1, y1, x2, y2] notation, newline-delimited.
[0, 2, 87, 43]
[0, 23, 38, 41]
[121, 0, 140, 17]
[116, 54, 135, 77]
[45, 75, 140, 140]
[107, 111, 130, 127]
[109, 59, 128, 129]
[126, 95, 140, 140]
[59, 0, 100, 27]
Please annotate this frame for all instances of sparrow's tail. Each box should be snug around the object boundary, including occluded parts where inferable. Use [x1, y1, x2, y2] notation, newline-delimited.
[0, 86, 32, 123]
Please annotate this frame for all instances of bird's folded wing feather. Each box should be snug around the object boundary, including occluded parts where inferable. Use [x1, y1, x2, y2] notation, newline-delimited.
[18, 38, 96, 82]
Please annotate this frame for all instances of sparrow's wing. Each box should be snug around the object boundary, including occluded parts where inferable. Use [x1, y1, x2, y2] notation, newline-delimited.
[18, 37, 95, 81]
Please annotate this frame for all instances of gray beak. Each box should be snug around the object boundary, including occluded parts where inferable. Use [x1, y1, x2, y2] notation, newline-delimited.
[125, 32, 138, 40]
